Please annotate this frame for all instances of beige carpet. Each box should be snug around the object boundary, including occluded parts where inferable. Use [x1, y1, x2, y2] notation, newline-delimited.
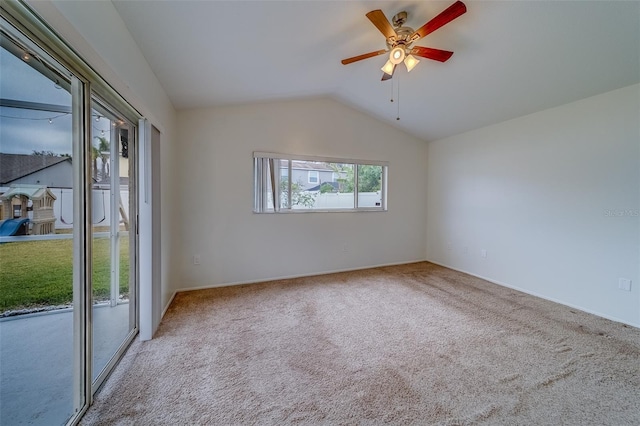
[81, 262, 640, 425]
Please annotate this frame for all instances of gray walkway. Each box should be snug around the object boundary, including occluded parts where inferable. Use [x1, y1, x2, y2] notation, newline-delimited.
[0, 303, 131, 425]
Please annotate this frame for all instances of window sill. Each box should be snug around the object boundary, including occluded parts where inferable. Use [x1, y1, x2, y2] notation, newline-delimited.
[253, 208, 387, 214]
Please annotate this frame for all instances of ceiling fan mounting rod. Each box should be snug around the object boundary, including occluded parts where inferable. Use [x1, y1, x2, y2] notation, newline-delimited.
[392, 11, 407, 28]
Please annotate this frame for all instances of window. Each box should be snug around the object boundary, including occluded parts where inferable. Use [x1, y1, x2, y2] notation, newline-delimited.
[358, 164, 384, 208]
[254, 152, 387, 213]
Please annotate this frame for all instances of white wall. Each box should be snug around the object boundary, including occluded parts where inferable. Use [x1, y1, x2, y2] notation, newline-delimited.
[26, 0, 179, 311]
[176, 97, 428, 289]
[426, 84, 640, 327]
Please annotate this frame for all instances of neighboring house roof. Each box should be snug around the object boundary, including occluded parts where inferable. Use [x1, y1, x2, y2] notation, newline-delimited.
[92, 176, 131, 188]
[279, 160, 336, 172]
[0, 153, 71, 185]
[306, 181, 340, 192]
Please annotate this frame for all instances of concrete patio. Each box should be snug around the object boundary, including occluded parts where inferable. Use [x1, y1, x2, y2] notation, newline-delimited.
[0, 303, 132, 425]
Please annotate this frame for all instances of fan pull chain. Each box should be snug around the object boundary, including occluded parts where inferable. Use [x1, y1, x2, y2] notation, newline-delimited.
[396, 74, 400, 121]
[387, 74, 400, 120]
[390, 77, 394, 103]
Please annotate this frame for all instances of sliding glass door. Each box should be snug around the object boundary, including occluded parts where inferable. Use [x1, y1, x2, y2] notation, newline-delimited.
[91, 98, 137, 388]
[0, 6, 140, 424]
[0, 31, 80, 425]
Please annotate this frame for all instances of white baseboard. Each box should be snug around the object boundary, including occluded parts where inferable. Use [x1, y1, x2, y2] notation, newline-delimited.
[426, 259, 640, 329]
[176, 259, 428, 294]
[161, 292, 177, 319]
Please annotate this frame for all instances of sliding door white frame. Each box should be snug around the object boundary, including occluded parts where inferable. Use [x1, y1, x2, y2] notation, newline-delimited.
[139, 119, 162, 341]
[0, 1, 144, 424]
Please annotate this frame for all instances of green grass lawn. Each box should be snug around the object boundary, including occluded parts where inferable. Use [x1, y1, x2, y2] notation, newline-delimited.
[0, 237, 130, 313]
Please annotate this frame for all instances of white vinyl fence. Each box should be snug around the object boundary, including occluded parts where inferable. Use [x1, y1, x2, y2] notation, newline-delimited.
[292, 192, 382, 210]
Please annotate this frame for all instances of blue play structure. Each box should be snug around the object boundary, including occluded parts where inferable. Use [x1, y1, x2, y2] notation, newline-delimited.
[0, 218, 30, 236]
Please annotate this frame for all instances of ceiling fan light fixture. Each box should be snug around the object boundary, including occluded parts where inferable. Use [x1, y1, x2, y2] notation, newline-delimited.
[404, 54, 420, 72]
[389, 47, 405, 65]
[381, 59, 395, 75]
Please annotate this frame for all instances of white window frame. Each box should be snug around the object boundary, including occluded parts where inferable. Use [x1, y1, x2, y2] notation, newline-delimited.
[254, 152, 388, 213]
[308, 170, 319, 184]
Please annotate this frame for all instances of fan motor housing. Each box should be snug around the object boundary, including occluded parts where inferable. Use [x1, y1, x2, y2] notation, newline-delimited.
[387, 25, 415, 50]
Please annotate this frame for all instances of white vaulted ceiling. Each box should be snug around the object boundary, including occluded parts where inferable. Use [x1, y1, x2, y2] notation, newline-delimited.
[109, 0, 639, 142]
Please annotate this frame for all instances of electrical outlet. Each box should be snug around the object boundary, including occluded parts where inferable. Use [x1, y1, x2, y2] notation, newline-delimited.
[342, 243, 348, 253]
[618, 278, 631, 292]
[193, 255, 201, 265]
[481, 249, 487, 258]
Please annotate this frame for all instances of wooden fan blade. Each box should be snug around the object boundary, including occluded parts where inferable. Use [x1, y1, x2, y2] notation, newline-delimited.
[410, 1, 467, 42]
[366, 9, 397, 40]
[410, 46, 454, 62]
[341, 49, 387, 65]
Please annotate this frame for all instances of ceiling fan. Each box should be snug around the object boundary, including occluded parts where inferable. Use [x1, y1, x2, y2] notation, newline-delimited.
[341, 1, 467, 81]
